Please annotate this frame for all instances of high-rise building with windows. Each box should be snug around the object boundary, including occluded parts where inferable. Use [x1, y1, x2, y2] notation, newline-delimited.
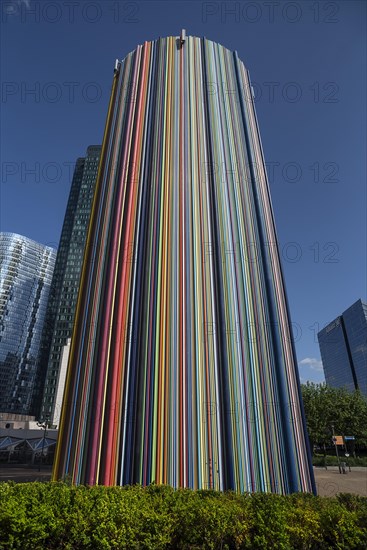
[318, 299, 367, 396]
[0, 233, 56, 415]
[39, 146, 101, 423]
[54, 34, 315, 494]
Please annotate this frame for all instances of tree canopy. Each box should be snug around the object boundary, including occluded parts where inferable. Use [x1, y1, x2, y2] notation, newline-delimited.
[301, 383, 367, 450]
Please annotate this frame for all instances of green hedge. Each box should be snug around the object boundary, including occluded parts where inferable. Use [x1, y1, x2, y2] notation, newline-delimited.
[0, 483, 366, 549]
[313, 455, 367, 467]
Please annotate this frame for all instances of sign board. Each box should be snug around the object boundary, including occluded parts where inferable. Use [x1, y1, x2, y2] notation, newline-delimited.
[332, 436, 344, 445]
[344, 436, 355, 441]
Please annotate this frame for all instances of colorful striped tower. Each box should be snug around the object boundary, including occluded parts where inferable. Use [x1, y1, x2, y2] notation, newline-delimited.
[53, 35, 315, 494]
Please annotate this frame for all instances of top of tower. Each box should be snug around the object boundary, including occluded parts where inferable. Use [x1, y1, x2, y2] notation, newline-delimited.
[114, 34, 247, 72]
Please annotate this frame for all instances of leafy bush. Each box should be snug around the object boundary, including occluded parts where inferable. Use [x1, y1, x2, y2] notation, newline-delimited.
[313, 454, 367, 467]
[0, 482, 366, 549]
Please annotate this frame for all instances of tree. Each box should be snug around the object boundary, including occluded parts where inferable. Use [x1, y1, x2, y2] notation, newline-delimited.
[301, 382, 367, 453]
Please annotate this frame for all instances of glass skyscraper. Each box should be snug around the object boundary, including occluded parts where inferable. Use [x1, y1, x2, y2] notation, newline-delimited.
[39, 146, 101, 423]
[54, 35, 315, 494]
[318, 299, 367, 396]
[0, 233, 56, 415]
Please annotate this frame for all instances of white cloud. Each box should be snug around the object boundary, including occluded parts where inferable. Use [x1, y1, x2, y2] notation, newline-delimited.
[298, 357, 323, 372]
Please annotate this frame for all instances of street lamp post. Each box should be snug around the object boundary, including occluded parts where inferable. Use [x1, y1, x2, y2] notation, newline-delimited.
[37, 417, 49, 472]
[343, 437, 352, 472]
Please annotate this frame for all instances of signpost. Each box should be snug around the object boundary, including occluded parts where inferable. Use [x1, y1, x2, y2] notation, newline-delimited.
[330, 428, 354, 474]
[331, 424, 342, 473]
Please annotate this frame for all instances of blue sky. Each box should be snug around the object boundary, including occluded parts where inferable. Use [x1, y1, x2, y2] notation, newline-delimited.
[1, 0, 366, 383]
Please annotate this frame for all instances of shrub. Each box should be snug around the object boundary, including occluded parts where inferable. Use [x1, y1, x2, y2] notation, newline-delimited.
[313, 454, 367, 467]
[0, 483, 366, 549]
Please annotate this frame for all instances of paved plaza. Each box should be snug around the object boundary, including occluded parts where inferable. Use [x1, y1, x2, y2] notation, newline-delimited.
[314, 466, 367, 497]
[0, 465, 52, 483]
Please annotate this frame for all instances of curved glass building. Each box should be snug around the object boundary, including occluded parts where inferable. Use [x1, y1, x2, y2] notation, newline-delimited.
[0, 233, 56, 415]
[54, 35, 315, 494]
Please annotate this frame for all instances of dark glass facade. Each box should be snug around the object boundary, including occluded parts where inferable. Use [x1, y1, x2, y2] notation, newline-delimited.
[318, 299, 367, 395]
[343, 300, 367, 395]
[0, 233, 56, 415]
[39, 146, 101, 422]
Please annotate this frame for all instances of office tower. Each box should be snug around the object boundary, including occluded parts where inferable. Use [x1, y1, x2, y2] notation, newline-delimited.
[39, 146, 101, 424]
[54, 35, 315, 494]
[318, 299, 367, 396]
[0, 233, 56, 415]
